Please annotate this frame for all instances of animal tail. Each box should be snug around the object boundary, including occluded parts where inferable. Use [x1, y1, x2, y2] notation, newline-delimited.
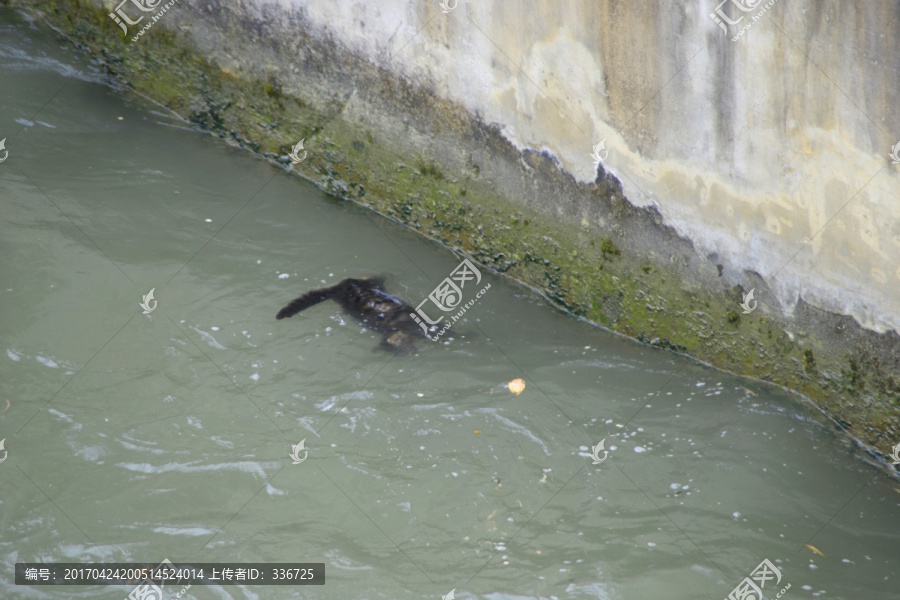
[276, 286, 336, 319]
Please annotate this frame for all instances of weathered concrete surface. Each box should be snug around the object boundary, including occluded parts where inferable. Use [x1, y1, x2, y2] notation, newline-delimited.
[292, 1, 900, 330]
[8, 0, 898, 472]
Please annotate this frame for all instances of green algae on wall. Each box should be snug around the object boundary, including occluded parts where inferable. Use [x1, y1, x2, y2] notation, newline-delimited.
[9, 0, 898, 474]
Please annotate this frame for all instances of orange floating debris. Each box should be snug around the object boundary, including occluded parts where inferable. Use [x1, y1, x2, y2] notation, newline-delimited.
[474, 430, 482, 434]
[805, 544, 826, 558]
[508, 378, 526, 395]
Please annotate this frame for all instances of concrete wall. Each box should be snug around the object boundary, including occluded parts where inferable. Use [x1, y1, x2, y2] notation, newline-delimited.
[300, 0, 900, 334]
[12, 0, 899, 470]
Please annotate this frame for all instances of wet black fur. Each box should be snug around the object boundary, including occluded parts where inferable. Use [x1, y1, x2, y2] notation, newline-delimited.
[276, 277, 428, 353]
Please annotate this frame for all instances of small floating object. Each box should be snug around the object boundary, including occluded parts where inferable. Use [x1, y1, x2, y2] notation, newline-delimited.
[805, 544, 826, 558]
[507, 378, 526, 395]
[205, 218, 212, 223]
[473, 430, 482, 434]
[117, 116, 124, 120]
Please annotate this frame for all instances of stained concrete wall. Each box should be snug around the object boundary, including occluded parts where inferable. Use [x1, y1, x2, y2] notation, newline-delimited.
[11, 0, 899, 470]
[300, 0, 900, 335]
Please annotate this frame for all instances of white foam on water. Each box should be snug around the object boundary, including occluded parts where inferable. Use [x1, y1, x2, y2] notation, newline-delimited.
[153, 526, 214, 536]
[211, 436, 234, 448]
[189, 326, 227, 350]
[266, 483, 286, 496]
[116, 460, 271, 479]
[479, 408, 551, 456]
[36, 355, 59, 368]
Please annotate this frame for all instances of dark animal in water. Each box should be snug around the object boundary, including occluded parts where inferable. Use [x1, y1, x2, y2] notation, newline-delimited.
[276, 277, 432, 353]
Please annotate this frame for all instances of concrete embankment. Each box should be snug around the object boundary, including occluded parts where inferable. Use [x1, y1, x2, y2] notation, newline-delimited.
[9, 0, 898, 472]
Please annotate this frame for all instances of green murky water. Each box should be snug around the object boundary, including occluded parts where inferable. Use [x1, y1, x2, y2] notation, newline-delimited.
[1, 10, 899, 600]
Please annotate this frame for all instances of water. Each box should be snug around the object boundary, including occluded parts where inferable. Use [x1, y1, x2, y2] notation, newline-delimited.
[1, 9, 899, 600]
